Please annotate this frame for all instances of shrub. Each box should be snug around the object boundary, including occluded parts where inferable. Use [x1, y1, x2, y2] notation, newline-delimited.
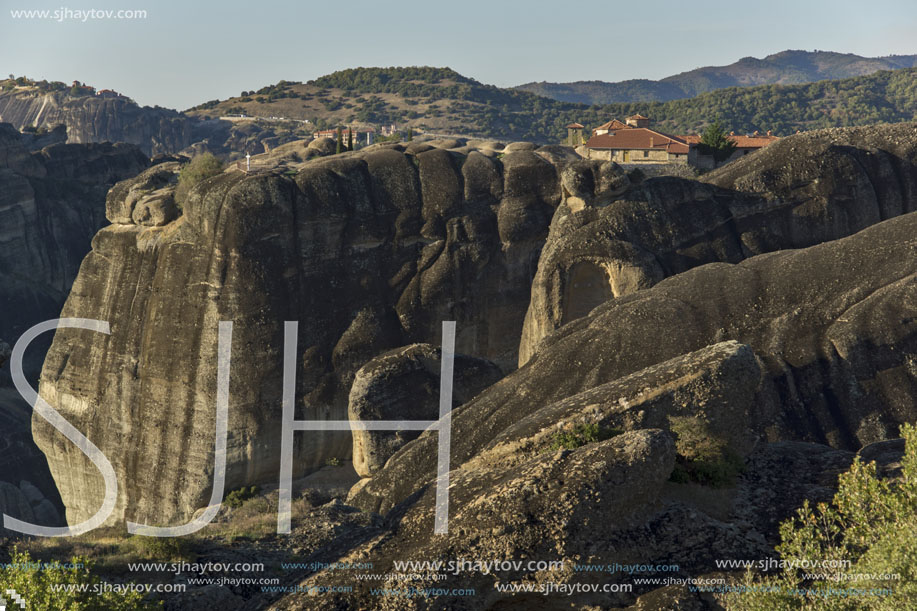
[175, 152, 224, 203]
[698, 119, 737, 162]
[548, 422, 622, 451]
[326, 457, 342, 467]
[668, 416, 745, 487]
[225, 485, 260, 509]
[130, 536, 192, 561]
[0, 548, 155, 609]
[726, 423, 917, 610]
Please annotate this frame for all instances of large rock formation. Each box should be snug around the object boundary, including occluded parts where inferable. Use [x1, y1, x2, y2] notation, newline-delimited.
[0, 122, 148, 529]
[35, 141, 567, 526]
[0, 90, 191, 156]
[0, 125, 149, 357]
[0, 89, 327, 158]
[273, 338, 905, 610]
[348, 343, 503, 477]
[260, 210, 917, 609]
[352, 210, 917, 515]
[520, 122, 917, 364]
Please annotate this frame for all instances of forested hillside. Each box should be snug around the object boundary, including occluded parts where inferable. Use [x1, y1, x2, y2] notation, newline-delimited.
[186, 66, 917, 142]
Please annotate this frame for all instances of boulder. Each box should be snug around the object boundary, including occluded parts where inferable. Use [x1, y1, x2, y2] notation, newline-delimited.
[348, 343, 503, 477]
[307, 137, 337, 155]
[503, 141, 537, 152]
[106, 162, 181, 224]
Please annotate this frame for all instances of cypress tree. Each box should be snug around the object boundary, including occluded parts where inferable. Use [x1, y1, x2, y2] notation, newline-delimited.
[347, 127, 353, 151]
[336, 127, 343, 154]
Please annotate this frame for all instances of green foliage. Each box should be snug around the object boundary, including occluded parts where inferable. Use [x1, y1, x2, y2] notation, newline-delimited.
[326, 457, 342, 467]
[225, 485, 260, 509]
[668, 416, 744, 487]
[335, 128, 343, 154]
[699, 119, 737, 161]
[175, 152, 224, 203]
[130, 536, 192, 561]
[726, 423, 917, 610]
[548, 422, 622, 451]
[0, 548, 156, 610]
[191, 65, 917, 145]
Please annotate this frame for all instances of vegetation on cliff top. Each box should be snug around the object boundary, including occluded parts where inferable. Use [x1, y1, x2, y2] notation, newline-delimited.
[8, 64, 917, 144]
[185, 66, 917, 143]
[175, 152, 224, 204]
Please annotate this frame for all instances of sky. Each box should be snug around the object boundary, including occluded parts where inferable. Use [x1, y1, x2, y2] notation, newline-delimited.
[2, 0, 916, 110]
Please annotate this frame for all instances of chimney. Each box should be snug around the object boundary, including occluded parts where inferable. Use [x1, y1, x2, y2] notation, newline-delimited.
[730, 131, 735, 136]
[766, 130, 772, 136]
[650, 136, 654, 148]
[753, 130, 759, 136]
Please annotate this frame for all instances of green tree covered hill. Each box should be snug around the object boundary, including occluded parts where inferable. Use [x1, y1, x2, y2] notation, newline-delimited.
[179, 65, 917, 143]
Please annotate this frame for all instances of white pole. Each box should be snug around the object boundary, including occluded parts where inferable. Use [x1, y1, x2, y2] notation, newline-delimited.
[246, 153, 251, 172]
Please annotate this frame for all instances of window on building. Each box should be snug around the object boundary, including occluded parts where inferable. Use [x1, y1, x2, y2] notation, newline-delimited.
[643, 150, 649, 158]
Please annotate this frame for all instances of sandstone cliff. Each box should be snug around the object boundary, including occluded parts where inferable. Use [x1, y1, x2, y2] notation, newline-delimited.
[0, 90, 191, 156]
[0, 122, 148, 529]
[520, 122, 917, 364]
[35, 140, 566, 526]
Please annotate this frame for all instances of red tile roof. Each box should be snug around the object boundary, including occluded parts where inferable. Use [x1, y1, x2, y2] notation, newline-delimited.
[729, 134, 779, 148]
[593, 119, 631, 132]
[566, 122, 585, 129]
[627, 114, 649, 120]
[586, 128, 689, 154]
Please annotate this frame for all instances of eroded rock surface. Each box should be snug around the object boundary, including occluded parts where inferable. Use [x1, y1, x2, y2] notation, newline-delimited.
[36, 142, 562, 526]
[0, 122, 148, 528]
[0, 90, 190, 155]
[353, 211, 917, 516]
[520, 123, 917, 364]
[348, 343, 502, 477]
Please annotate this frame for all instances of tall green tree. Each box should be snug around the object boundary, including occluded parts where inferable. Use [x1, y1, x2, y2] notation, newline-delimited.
[699, 119, 737, 162]
[336, 127, 343, 154]
[347, 127, 353, 151]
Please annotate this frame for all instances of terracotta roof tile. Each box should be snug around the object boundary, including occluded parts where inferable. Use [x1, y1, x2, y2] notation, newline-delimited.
[594, 119, 631, 132]
[585, 127, 687, 151]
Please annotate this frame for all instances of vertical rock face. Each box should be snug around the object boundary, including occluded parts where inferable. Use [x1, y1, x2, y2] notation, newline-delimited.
[35, 143, 564, 526]
[0, 91, 191, 156]
[519, 123, 917, 365]
[0, 122, 149, 373]
[0, 123, 148, 525]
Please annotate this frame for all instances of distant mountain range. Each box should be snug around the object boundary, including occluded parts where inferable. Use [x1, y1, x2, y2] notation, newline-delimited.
[4, 52, 917, 150]
[516, 50, 917, 105]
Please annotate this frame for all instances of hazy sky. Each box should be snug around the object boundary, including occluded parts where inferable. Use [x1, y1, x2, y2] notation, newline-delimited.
[2, 0, 916, 110]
